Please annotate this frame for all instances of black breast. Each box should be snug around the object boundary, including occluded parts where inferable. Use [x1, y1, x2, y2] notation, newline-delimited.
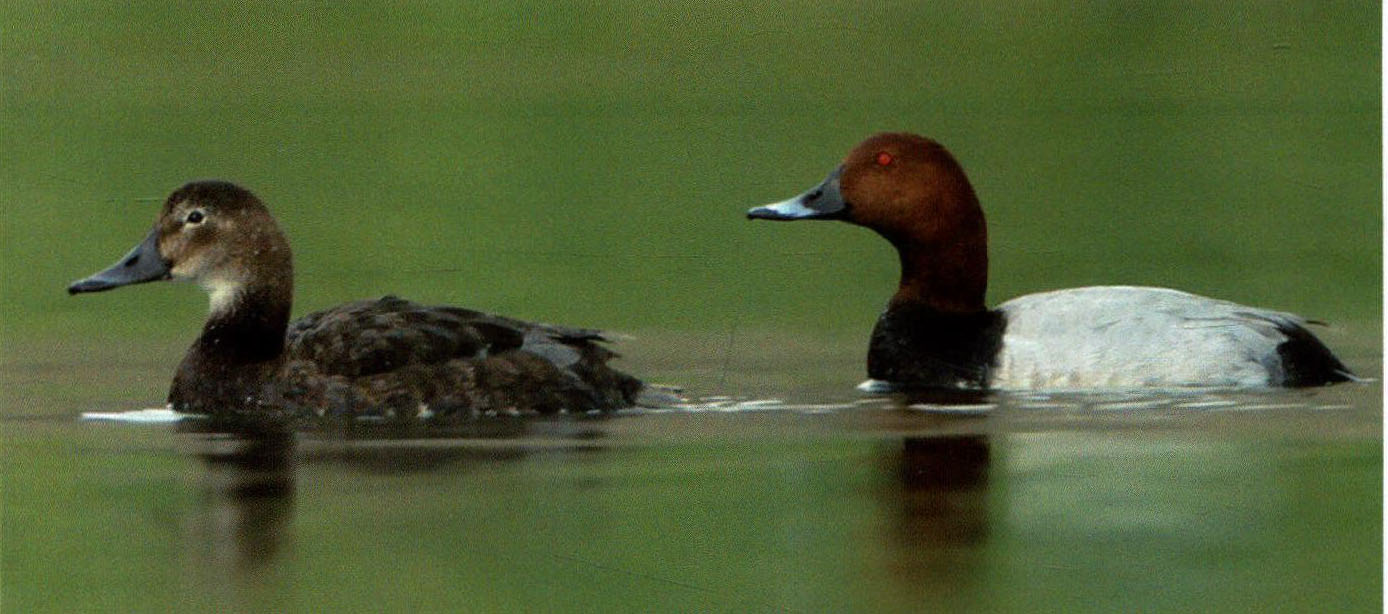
[280, 296, 643, 417]
[866, 304, 1006, 390]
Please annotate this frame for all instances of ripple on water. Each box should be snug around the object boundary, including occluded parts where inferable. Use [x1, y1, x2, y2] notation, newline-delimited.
[69, 379, 1377, 446]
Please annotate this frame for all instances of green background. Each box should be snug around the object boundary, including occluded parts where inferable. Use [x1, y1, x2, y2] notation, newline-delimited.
[2, 2, 1378, 349]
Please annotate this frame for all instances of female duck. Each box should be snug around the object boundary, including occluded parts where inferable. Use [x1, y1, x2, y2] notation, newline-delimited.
[748, 132, 1353, 390]
[69, 180, 646, 416]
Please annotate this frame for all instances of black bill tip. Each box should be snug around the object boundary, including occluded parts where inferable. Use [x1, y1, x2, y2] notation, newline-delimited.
[68, 278, 109, 294]
[747, 205, 803, 220]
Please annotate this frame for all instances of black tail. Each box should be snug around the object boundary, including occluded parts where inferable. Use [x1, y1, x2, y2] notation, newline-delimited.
[1275, 322, 1355, 387]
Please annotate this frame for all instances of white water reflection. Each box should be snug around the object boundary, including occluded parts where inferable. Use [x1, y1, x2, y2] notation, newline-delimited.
[81, 407, 187, 423]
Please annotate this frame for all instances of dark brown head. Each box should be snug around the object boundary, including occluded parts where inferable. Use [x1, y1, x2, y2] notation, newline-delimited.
[747, 133, 988, 312]
[69, 180, 294, 316]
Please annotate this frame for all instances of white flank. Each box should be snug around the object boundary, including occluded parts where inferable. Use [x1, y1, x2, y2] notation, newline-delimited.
[990, 286, 1302, 389]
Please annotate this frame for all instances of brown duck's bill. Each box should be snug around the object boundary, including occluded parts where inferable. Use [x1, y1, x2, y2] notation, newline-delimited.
[746, 166, 848, 221]
[68, 228, 172, 294]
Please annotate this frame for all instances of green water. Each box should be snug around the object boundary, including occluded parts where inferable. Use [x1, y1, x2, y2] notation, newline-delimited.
[1, 2, 1381, 612]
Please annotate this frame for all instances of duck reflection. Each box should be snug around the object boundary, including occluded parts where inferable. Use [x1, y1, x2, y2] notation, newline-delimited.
[302, 416, 611, 474]
[178, 420, 297, 578]
[175, 413, 614, 587]
[882, 433, 991, 585]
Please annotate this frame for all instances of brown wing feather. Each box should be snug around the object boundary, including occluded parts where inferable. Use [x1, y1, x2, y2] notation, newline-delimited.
[279, 296, 641, 416]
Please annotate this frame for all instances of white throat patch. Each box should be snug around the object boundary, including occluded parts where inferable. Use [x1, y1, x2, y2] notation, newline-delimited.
[203, 278, 245, 315]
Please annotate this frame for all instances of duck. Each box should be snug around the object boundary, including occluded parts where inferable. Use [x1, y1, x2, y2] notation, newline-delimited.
[68, 180, 648, 417]
[747, 132, 1353, 391]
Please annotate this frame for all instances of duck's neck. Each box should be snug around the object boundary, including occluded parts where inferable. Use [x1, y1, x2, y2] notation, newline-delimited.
[886, 220, 988, 315]
[195, 281, 292, 363]
[870, 213, 998, 388]
[169, 270, 293, 411]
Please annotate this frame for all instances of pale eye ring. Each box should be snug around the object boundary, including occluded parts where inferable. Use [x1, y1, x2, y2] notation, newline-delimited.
[185, 210, 205, 225]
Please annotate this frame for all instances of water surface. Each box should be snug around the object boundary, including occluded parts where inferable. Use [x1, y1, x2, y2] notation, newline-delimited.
[2, 342, 1379, 612]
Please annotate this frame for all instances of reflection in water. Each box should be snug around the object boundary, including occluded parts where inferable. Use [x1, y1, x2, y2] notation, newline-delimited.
[301, 416, 612, 474]
[883, 434, 991, 587]
[178, 422, 297, 579]
[172, 412, 615, 601]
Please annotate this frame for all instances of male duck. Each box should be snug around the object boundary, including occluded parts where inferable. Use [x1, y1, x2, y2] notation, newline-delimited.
[69, 180, 646, 416]
[748, 132, 1353, 390]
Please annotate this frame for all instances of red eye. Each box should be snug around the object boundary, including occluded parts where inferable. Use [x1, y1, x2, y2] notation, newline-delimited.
[875, 152, 893, 166]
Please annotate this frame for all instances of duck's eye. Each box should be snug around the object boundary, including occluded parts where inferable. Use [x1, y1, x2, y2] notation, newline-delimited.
[185, 210, 205, 225]
[875, 152, 893, 166]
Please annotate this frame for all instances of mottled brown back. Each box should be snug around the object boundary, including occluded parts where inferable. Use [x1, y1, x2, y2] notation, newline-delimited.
[279, 296, 642, 417]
